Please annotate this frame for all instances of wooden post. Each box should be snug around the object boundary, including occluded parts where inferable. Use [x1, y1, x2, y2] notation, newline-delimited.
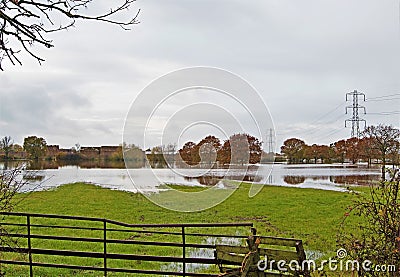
[296, 241, 310, 277]
[27, 215, 33, 277]
[103, 220, 107, 277]
[243, 228, 261, 277]
[182, 227, 186, 276]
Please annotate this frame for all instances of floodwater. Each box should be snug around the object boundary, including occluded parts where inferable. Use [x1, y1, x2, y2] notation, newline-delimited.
[0, 161, 381, 193]
[0, 160, 380, 192]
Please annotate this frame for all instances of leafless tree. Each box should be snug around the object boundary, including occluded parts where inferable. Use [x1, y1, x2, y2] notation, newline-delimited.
[0, 136, 13, 160]
[0, 166, 32, 275]
[0, 166, 26, 212]
[0, 0, 140, 70]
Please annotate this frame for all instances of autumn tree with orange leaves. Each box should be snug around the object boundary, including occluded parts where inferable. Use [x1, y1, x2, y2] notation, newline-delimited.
[178, 141, 199, 166]
[219, 134, 262, 166]
[178, 134, 262, 167]
[197, 136, 221, 167]
[280, 124, 399, 168]
[345, 137, 362, 164]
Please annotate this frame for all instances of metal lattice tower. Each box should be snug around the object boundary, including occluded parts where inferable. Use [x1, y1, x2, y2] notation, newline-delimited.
[266, 128, 275, 154]
[345, 90, 367, 138]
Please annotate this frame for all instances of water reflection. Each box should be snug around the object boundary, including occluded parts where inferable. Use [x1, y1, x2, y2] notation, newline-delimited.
[27, 160, 127, 170]
[184, 176, 220, 186]
[282, 174, 380, 186]
[184, 174, 263, 186]
[283, 176, 306, 185]
[331, 175, 379, 186]
[0, 160, 130, 170]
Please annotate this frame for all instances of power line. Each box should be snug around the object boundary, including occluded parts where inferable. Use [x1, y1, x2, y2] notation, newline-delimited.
[278, 92, 398, 138]
[366, 97, 400, 102]
[276, 103, 346, 137]
[367, 93, 400, 100]
[307, 101, 346, 125]
[297, 114, 345, 136]
[303, 116, 347, 141]
[312, 127, 346, 142]
[275, 113, 345, 138]
[367, 111, 400, 115]
[276, 90, 399, 145]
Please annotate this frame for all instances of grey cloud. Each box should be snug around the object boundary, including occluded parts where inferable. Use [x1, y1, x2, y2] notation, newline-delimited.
[1, 0, 399, 149]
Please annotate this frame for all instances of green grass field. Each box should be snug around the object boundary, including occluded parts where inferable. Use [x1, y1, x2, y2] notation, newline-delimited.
[0, 182, 364, 276]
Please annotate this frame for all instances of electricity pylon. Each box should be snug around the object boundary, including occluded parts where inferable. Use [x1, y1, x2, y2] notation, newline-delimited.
[266, 128, 275, 154]
[345, 90, 367, 138]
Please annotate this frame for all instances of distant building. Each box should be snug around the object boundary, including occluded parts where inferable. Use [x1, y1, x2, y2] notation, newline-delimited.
[80, 147, 101, 160]
[24, 144, 126, 161]
[46, 145, 60, 160]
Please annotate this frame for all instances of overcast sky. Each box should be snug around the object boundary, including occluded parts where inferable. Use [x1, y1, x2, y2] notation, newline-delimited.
[0, 0, 399, 151]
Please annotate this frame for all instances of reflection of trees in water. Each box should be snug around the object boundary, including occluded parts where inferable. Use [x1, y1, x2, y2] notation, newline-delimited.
[283, 175, 306, 185]
[184, 176, 220, 186]
[311, 176, 328, 181]
[235, 175, 262, 182]
[27, 160, 128, 170]
[28, 160, 58, 170]
[184, 174, 262, 186]
[282, 175, 380, 186]
[331, 175, 379, 186]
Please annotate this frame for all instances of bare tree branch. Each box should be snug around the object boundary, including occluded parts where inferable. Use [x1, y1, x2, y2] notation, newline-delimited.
[0, 0, 140, 70]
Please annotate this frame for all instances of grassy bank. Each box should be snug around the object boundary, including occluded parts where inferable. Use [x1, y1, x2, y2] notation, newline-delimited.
[1, 183, 362, 276]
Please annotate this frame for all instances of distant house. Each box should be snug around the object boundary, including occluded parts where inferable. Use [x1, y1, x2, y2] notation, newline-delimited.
[80, 147, 101, 160]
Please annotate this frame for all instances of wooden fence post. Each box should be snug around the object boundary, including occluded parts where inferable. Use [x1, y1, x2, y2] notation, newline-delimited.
[103, 220, 107, 277]
[27, 215, 33, 277]
[182, 226, 186, 276]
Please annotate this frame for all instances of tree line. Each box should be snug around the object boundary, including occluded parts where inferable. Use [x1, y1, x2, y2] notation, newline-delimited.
[0, 135, 66, 161]
[0, 136, 125, 162]
[2, 124, 399, 175]
[281, 124, 400, 180]
[178, 133, 262, 167]
[146, 133, 263, 168]
[0, 133, 264, 168]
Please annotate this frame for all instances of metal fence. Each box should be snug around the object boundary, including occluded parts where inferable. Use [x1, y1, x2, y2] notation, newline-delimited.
[0, 212, 253, 276]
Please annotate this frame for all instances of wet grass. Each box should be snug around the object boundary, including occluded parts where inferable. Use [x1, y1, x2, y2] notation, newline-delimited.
[0, 182, 364, 276]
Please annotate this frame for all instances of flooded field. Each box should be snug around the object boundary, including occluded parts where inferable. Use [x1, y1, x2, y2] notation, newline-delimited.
[1, 161, 381, 193]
